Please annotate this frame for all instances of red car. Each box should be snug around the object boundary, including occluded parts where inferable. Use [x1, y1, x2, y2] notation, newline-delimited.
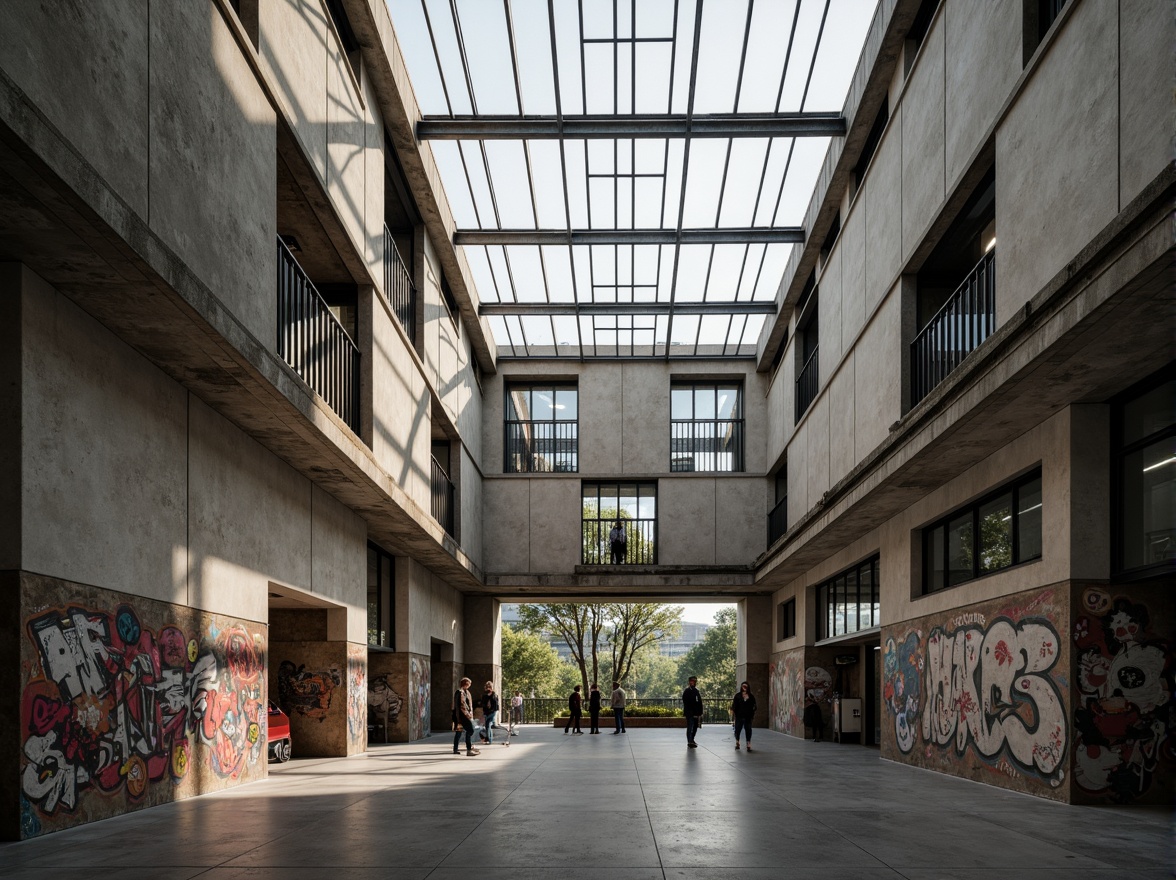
[268, 701, 292, 762]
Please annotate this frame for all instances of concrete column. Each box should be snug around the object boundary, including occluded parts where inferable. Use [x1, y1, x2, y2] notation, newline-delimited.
[462, 595, 501, 694]
[736, 596, 772, 727]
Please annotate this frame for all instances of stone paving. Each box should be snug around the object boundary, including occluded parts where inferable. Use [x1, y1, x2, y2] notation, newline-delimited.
[2, 725, 1171, 879]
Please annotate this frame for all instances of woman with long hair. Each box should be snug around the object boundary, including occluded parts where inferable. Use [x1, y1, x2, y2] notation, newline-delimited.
[731, 681, 757, 752]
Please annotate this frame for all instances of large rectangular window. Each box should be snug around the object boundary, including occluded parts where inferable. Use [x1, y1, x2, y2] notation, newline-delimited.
[505, 383, 578, 473]
[922, 469, 1043, 593]
[1114, 367, 1175, 575]
[582, 482, 657, 565]
[670, 382, 743, 472]
[367, 542, 394, 649]
[817, 556, 880, 640]
[777, 598, 796, 641]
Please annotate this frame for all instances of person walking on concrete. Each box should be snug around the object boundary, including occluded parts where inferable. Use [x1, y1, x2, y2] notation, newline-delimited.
[731, 681, 757, 752]
[480, 681, 500, 745]
[511, 690, 524, 726]
[682, 675, 703, 748]
[588, 683, 602, 733]
[610, 681, 627, 733]
[564, 685, 584, 734]
[452, 677, 479, 756]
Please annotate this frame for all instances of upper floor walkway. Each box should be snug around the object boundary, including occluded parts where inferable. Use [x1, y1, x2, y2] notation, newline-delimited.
[2, 726, 1168, 878]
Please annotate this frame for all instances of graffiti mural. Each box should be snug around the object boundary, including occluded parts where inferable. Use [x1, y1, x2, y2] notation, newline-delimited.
[769, 652, 802, 734]
[20, 601, 266, 829]
[368, 674, 404, 727]
[1073, 589, 1173, 803]
[883, 632, 923, 754]
[277, 660, 341, 720]
[409, 656, 431, 741]
[346, 645, 367, 748]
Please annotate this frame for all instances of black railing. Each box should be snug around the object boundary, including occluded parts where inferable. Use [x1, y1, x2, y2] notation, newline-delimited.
[911, 248, 996, 405]
[277, 238, 360, 431]
[431, 456, 455, 536]
[670, 419, 744, 472]
[582, 518, 656, 565]
[768, 495, 788, 545]
[505, 420, 578, 472]
[383, 227, 415, 336]
[795, 346, 819, 422]
[513, 697, 733, 724]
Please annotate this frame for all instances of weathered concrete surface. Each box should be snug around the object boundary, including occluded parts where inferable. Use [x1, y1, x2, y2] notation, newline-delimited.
[270, 639, 366, 758]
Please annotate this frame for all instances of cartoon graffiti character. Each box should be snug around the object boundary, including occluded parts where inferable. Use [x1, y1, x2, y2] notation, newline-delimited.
[277, 661, 342, 720]
[883, 633, 922, 754]
[368, 675, 404, 726]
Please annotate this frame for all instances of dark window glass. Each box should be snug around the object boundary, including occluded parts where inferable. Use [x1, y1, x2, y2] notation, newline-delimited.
[670, 382, 744, 472]
[367, 543, 394, 649]
[1115, 371, 1174, 574]
[923, 470, 1043, 593]
[777, 599, 796, 641]
[817, 557, 880, 641]
[859, 563, 874, 629]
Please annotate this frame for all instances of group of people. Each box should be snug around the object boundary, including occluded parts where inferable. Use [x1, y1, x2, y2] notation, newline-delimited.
[562, 682, 630, 734]
[453, 676, 762, 755]
[682, 677, 758, 750]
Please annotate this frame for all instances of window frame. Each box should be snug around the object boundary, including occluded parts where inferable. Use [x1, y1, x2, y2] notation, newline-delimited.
[581, 481, 658, 565]
[920, 468, 1043, 594]
[1111, 365, 1176, 579]
[367, 542, 395, 650]
[816, 556, 880, 641]
[777, 598, 796, 641]
[669, 381, 744, 473]
[504, 381, 579, 473]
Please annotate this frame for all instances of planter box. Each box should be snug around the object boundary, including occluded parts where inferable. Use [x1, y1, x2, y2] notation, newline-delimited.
[552, 717, 686, 728]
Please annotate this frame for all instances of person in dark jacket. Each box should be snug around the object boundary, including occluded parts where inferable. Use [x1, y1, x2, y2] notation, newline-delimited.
[452, 678, 478, 756]
[588, 683, 603, 733]
[480, 681, 500, 745]
[682, 676, 703, 748]
[731, 681, 757, 752]
[564, 685, 583, 734]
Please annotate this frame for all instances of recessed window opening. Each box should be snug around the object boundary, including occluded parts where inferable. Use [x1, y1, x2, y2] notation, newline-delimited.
[911, 165, 996, 405]
[905, 0, 941, 75]
[1113, 365, 1176, 576]
[817, 556, 880, 640]
[769, 469, 788, 546]
[582, 481, 657, 565]
[922, 469, 1043, 593]
[670, 382, 743, 472]
[852, 98, 889, 194]
[505, 383, 579, 473]
[777, 598, 797, 641]
[819, 212, 841, 266]
[367, 542, 395, 649]
[795, 290, 820, 423]
[441, 276, 460, 332]
[1023, 0, 1069, 65]
[326, 0, 363, 82]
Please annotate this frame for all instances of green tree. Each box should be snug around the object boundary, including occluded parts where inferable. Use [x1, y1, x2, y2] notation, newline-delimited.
[628, 646, 683, 698]
[500, 624, 562, 698]
[607, 603, 683, 685]
[680, 607, 736, 698]
[517, 603, 606, 694]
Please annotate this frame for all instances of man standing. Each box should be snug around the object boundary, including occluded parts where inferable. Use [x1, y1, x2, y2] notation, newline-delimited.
[610, 680, 627, 733]
[564, 685, 583, 734]
[682, 676, 703, 748]
[452, 677, 479, 756]
[480, 681, 500, 745]
[587, 683, 602, 733]
[608, 520, 627, 564]
[511, 690, 524, 727]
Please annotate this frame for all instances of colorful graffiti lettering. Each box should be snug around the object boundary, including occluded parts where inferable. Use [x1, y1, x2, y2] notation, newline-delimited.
[883, 632, 923, 754]
[1073, 590, 1173, 802]
[20, 605, 265, 818]
[409, 656, 430, 741]
[346, 648, 367, 746]
[277, 661, 341, 721]
[921, 617, 1067, 784]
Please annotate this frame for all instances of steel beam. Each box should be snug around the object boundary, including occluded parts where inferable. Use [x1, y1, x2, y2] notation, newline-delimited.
[418, 113, 846, 140]
[455, 227, 803, 246]
[480, 302, 776, 316]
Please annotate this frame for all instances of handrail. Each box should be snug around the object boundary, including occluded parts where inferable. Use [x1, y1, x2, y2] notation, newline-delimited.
[276, 238, 360, 431]
[910, 248, 996, 404]
[505, 419, 579, 472]
[767, 495, 788, 546]
[430, 455, 455, 536]
[669, 418, 744, 472]
[383, 226, 416, 337]
[795, 345, 819, 422]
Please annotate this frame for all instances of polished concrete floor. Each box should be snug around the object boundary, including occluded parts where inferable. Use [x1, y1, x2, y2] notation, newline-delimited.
[2, 725, 1172, 879]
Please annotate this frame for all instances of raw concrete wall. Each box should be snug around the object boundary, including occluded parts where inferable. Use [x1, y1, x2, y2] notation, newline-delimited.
[271, 640, 367, 758]
[15, 574, 268, 839]
[396, 558, 464, 661]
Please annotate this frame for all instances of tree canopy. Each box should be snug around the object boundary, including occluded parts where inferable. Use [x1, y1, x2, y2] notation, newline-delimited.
[679, 606, 737, 697]
[500, 624, 562, 698]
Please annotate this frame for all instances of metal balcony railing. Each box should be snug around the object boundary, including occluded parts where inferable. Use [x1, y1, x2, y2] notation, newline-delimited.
[505, 420, 579, 472]
[582, 518, 657, 565]
[795, 345, 819, 422]
[383, 227, 415, 337]
[276, 238, 360, 431]
[911, 248, 996, 405]
[670, 419, 744, 472]
[431, 456, 455, 536]
[768, 495, 788, 546]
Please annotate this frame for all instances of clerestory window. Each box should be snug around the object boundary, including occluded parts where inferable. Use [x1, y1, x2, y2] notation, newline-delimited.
[670, 382, 743, 472]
